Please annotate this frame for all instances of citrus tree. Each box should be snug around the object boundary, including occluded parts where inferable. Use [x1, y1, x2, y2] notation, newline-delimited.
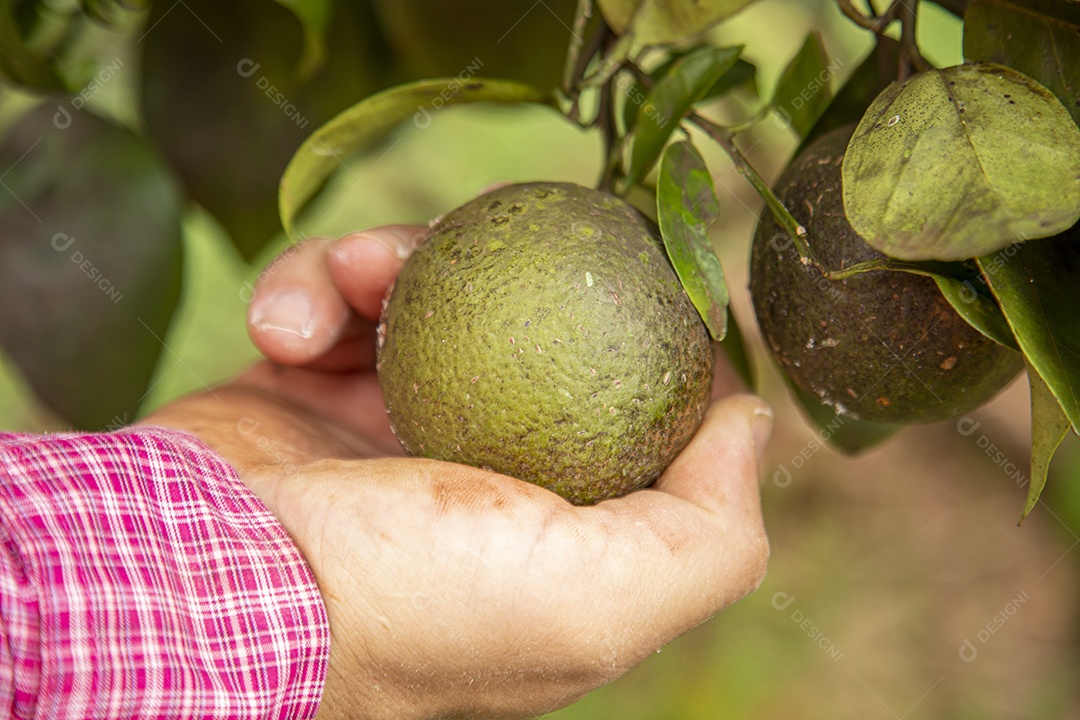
[0, 0, 1078, 520]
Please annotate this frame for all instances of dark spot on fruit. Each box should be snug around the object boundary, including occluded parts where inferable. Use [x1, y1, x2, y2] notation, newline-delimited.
[490, 215, 510, 226]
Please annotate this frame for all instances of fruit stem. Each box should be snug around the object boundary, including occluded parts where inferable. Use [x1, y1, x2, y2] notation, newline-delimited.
[836, 0, 901, 33]
[579, 33, 634, 89]
[687, 111, 819, 265]
[819, 257, 958, 281]
[897, 1, 930, 80]
[562, 0, 595, 96]
[565, 16, 611, 123]
[598, 78, 620, 193]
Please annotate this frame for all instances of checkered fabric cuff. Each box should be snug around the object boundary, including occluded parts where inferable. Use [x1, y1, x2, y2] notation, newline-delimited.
[0, 426, 329, 719]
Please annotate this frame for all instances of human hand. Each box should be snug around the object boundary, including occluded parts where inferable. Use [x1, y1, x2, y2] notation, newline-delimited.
[149, 227, 773, 720]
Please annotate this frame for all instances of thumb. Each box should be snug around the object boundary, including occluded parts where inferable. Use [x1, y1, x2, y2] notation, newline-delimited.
[652, 394, 773, 520]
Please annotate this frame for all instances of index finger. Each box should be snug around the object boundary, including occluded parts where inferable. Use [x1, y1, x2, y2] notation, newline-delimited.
[327, 225, 427, 321]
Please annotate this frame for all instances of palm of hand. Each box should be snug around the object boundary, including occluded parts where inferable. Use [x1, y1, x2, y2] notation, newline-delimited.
[149, 228, 771, 720]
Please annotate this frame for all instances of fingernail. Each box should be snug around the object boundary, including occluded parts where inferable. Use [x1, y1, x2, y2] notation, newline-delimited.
[250, 289, 315, 338]
[751, 402, 774, 462]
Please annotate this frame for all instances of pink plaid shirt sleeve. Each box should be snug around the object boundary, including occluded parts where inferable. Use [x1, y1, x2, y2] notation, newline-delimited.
[0, 426, 329, 719]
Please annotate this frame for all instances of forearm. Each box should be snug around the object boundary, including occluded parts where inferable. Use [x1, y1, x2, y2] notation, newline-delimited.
[140, 382, 362, 485]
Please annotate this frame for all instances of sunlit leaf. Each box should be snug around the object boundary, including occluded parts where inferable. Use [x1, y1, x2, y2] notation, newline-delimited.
[964, 0, 1080, 124]
[657, 140, 727, 339]
[784, 377, 901, 455]
[1020, 362, 1073, 523]
[626, 45, 741, 187]
[279, 77, 547, 238]
[0, 105, 183, 429]
[843, 63, 1080, 261]
[596, 0, 757, 44]
[978, 225, 1080, 433]
[773, 32, 833, 138]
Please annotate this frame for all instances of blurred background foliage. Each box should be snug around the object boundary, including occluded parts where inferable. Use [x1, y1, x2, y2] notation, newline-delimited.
[0, 0, 1078, 716]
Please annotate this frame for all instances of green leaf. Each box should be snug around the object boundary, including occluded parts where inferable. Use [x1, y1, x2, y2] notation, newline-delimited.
[80, 0, 151, 25]
[802, 36, 900, 150]
[977, 225, 1080, 433]
[626, 45, 741, 188]
[1021, 362, 1073, 523]
[0, 105, 183, 430]
[622, 56, 756, 136]
[657, 140, 727, 340]
[720, 308, 753, 389]
[964, 0, 1080, 124]
[596, 0, 757, 44]
[279, 77, 547, 238]
[0, 0, 66, 91]
[773, 32, 834, 138]
[140, 0, 383, 259]
[273, 0, 332, 78]
[843, 63, 1080, 261]
[784, 377, 901, 455]
[932, 263, 1019, 350]
[373, 0, 579, 92]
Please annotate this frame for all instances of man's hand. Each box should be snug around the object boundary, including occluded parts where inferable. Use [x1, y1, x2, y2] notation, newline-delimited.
[145, 228, 772, 720]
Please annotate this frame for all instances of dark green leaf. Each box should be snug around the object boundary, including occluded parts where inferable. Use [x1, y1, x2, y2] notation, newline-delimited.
[0, 0, 66, 90]
[928, 0, 969, 18]
[964, 0, 1080, 124]
[977, 225, 1080, 433]
[784, 377, 901, 455]
[932, 263, 1019, 350]
[843, 63, 1080, 261]
[649, 53, 758, 102]
[657, 140, 727, 339]
[703, 58, 758, 100]
[81, 0, 151, 26]
[140, 0, 382, 259]
[373, 0, 580, 92]
[622, 55, 754, 139]
[273, 0, 331, 77]
[773, 32, 834, 138]
[1021, 362, 1073, 523]
[803, 37, 900, 150]
[720, 308, 753, 389]
[596, 0, 757, 44]
[279, 77, 547, 238]
[0, 105, 183, 430]
[627, 45, 741, 188]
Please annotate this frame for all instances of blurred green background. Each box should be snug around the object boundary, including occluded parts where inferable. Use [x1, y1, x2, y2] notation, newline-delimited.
[2, 0, 1079, 716]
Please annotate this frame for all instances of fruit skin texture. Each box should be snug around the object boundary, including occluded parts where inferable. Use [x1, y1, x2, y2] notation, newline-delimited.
[750, 126, 1023, 424]
[377, 182, 714, 505]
